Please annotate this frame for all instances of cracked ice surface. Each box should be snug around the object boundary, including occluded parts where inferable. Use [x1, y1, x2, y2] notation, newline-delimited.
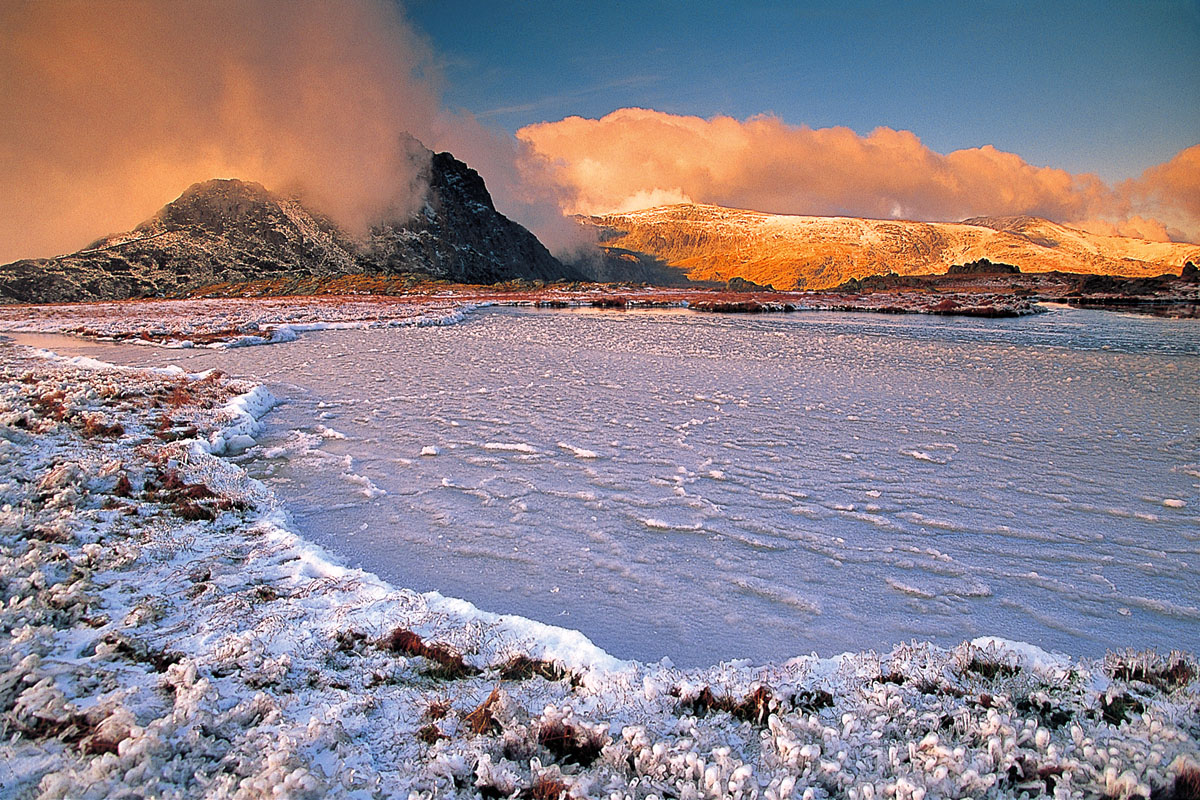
[14, 304, 1200, 667]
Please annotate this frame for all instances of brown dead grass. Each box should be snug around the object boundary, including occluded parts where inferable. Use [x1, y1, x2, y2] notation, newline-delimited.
[424, 697, 451, 721]
[32, 390, 68, 421]
[416, 723, 448, 745]
[1099, 692, 1146, 727]
[496, 655, 567, 682]
[464, 686, 501, 735]
[379, 628, 479, 680]
[523, 775, 569, 800]
[537, 717, 604, 766]
[78, 414, 124, 438]
[1164, 765, 1200, 800]
[679, 684, 787, 726]
[1108, 652, 1197, 692]
[141, 468, 241, 522]
[965, 656, 1021, 681]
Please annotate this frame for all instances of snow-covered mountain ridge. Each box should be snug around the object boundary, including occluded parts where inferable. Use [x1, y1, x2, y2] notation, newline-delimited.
[585, 204, 1200, 290]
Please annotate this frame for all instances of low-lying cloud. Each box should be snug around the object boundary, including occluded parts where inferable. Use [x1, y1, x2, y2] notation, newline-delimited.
[0, 0, 587, 264]
[518, 108, 1200, 243]
[0, 0, 451, 263]
[5, 5, 1196, 267]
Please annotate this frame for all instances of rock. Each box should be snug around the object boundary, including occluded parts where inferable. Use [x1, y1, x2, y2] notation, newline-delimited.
[362, 151, 576, 284]
[946, 258, 1020, 275]
[726, 276, 773, 292]
[0, 145, 582, 304]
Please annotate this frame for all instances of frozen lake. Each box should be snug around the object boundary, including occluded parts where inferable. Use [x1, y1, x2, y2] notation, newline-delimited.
[18, 305, 1200, 665]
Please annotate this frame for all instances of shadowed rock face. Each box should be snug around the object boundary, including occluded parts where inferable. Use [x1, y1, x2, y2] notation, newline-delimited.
[0, 150, 580, 304]
[363, 152, 573, 284]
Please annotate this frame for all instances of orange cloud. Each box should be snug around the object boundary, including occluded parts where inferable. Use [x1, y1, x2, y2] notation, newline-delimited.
[0, 0, 586, 264]
[0, 0, 450, 264]
[1074, 216, 1173, 243]
[1126, 144, 1200, 242]
[518, 108, 1200, 243]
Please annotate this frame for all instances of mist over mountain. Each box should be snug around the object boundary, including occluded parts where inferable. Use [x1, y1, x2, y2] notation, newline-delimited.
[0, 149, 581, 304]
[582, 204, 1200, 290]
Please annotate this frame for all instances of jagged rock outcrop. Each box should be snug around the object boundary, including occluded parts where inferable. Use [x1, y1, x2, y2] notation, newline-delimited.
[582, 204, 1200, 290]
[726, 276, 773, 291]
[946, 258, 1019, 275]
[0, 149, 580, 304]
[362, 152, 570, 284]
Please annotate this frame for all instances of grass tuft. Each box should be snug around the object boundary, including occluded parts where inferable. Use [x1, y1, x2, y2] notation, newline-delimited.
[1159, 765, 1200, 800]
[1015, 696, 1073, 729]
[379, 628, 479, 679]
[416, 723, 447, 745]
[678, 685, 787, 726]
[424, 697, 451, 720]
[523, 775, 569, 800]
[792, 688, 835, 714]
[1098, 692, 1146, 727]
[496, 655, 567, 682]
[79, 414, 124, 438]
[966, 656, 1020, 681]
[333, 629, 368, 653]
[464, 686, 501, 735]
[1109, 651, 1197, 693]
[537, 717, 604, 766]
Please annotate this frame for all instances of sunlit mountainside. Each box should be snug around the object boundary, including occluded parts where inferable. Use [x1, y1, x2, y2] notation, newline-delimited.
[585, 204, 1200, 290]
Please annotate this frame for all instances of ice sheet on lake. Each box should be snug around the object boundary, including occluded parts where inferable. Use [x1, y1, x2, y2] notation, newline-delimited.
[13, 306, 1200, 666]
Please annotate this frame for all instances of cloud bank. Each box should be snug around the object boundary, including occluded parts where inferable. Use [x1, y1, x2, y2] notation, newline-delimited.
[518, 109, 1200, 244]
[4, 4, 1195, 267]
[0, 0, 583, 264]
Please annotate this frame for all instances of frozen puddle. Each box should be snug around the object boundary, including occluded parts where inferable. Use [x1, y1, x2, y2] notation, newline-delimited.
[16, 306, 1200, 666]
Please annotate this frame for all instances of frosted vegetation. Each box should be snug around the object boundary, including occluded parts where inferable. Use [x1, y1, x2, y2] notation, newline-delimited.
[1, 300, 1199, 798]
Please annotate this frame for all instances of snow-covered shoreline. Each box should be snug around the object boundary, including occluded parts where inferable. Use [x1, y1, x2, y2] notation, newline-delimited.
[0, 289, 1041, 355]
[1, 332, 1198, 798]
[0, 296, 479, 350]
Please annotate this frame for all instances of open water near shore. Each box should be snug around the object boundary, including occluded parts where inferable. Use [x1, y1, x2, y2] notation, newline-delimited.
[17, 305, 1200, 666]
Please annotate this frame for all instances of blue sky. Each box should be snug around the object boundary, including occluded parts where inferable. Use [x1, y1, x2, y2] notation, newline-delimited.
[406, 0, 1200, 182]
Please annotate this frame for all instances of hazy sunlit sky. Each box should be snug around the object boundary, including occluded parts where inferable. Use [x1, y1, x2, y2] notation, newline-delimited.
[1, 0, 1197, 263]
[407, 0, 1199, 182]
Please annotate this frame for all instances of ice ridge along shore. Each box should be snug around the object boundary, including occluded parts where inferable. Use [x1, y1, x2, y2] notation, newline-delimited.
[0, 341, 1197, 799]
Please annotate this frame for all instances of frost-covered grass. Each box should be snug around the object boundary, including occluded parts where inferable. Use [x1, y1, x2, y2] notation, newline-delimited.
[0, 296, 474, 349]
[0, 342, 1197, 799]
[0, 290, 1039, 354]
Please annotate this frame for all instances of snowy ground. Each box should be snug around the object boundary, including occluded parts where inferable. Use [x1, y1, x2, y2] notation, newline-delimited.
[0, 304, 1198, 798]
[0, 289, 1038, 353]
[0, 296, 475, 348]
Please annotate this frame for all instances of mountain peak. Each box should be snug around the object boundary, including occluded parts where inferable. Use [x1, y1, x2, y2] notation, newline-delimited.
[148, 178, 306, 237]
[0, 147, 580, 303]
[429, 152, 495, 214]
[364, 148, 576, 284]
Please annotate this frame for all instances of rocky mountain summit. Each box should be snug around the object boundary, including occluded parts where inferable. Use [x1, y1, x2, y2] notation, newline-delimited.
[0, 149, 580, 304]
[363, 152, 570, 285]
[583, 204, 1200, 290]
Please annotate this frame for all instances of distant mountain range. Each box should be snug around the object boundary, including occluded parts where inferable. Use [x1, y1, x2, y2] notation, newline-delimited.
[0, 149, 582, 304]
[583, 204, 1200, 290]
[6, 156, 1200, 305]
